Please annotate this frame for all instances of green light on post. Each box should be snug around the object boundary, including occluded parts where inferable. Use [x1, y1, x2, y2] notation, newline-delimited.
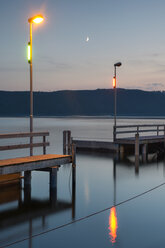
[27, 42, 31, 63]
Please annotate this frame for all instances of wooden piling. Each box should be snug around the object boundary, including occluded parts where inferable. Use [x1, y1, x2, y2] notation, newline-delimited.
[50, 168, 57, 189]
[24, 172, 31, 203]
[119, 145, 124, 160]
[72, 143, 76, 209]
[142, 144, 147, 163]
[135, 155, 139, 174]
[72, 170, 76, 219]
[24, 171, 31, 186]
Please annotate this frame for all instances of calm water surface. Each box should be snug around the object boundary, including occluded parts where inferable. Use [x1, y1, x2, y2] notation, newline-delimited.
[0, 117, 165, 248]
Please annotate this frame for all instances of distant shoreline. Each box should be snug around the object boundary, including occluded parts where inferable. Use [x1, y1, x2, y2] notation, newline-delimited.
[1, 115, 165, 120]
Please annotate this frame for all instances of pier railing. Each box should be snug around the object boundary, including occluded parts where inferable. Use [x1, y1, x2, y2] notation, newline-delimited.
[113, 124, 165, 141]
[0, 132, 49, 155]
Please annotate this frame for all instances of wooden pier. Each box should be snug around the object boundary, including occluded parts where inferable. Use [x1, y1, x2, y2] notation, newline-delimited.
[0, 131, 76, 186]
[71, 124, 165, 160]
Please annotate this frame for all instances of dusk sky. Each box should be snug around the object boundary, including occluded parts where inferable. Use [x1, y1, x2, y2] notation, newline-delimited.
[1, 0, 165, 91]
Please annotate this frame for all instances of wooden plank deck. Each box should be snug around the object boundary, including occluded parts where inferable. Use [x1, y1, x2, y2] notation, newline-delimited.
[73, 135, 165, 155]
[115, 135, 165, 145]
[73, 139, 119, 151]
[0, 154, 72, 175]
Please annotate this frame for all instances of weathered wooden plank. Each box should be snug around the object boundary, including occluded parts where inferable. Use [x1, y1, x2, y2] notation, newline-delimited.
[0, 132, 49, 139]
[0, 154, 72, 175]
[0, 142, 49, 151]
[0, 173, 21, 183]
[115, 135, 165, 144]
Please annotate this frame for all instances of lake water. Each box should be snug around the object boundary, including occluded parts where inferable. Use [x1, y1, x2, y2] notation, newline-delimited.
[1, 117, 165, 248]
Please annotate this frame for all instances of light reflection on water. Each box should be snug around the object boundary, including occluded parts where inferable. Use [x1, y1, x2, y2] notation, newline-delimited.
[109, 207, 118, 244]
[0, 117, 165, 247]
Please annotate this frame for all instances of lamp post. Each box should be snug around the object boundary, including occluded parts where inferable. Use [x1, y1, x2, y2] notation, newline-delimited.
[113, 62, 122, 128]
[28, 15, 44, 156]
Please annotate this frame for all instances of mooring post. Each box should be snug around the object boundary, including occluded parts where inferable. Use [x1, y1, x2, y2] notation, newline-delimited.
[63, 130, 72, 154]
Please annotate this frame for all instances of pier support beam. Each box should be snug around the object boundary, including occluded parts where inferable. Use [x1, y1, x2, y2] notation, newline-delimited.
[24, 171, 31, 185]
[135, 133, 140, 173]
[142, 144, 147, 163]
[72, 168, 76, 219]
[135, 133, 139, 157]
[135, 155, 139, 174]
[24, 172, 31, 204]
[50, 167, 57, 189]
[119, 145, 124, 160]
[72, 143, 76, 189]
[49, 167, 57, 206]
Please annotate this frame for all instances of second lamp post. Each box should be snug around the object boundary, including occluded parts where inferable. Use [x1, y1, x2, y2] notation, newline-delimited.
[113, 62, 122, 128]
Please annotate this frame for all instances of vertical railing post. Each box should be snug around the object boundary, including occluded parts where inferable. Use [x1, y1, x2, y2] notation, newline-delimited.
[43, 135, 46, 155]
[63, 131, 66, 154]
[68, 130, 71, 155]
[157, 125, 159, 136]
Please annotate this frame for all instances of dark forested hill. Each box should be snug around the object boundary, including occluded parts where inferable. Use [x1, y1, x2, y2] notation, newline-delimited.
[0, 88, 165, 117]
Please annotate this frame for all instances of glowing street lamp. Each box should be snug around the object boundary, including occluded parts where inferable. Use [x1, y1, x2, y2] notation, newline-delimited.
[28, 14, 44, 156]
[113, 62, 122, 128]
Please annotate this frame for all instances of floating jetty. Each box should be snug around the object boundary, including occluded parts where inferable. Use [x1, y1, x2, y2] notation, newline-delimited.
[70, 124, 165, 160]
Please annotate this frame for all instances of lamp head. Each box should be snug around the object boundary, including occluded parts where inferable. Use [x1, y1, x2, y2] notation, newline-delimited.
[114, 62, 122, 67]
[28, 15, 44, 24]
